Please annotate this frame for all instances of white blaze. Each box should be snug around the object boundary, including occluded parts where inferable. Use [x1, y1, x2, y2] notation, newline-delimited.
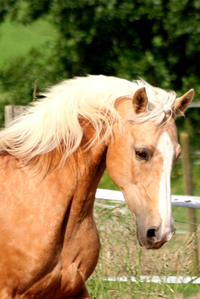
[157, 132, 174, 240]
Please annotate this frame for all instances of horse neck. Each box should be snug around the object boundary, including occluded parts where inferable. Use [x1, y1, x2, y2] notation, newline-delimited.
[70, 146, 106, 206]
[69, 129, 107, 205]
[52, 122, 107, 220]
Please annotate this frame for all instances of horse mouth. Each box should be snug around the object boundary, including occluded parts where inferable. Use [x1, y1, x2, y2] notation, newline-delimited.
[147, 239, 167, 250]
[138, 238, 168, 250]
[137, 229, 174, 250]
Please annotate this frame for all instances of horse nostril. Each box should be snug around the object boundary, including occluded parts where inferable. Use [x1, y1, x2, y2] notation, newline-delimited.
[147, 228, 156, 239]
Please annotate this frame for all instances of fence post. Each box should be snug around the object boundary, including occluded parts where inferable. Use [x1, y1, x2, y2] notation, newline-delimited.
[180, 132, 199, 275]
[4, 106, 27, 127]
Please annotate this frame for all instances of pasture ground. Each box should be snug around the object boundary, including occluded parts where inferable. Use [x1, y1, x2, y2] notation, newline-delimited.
[87, 201, 200, 298]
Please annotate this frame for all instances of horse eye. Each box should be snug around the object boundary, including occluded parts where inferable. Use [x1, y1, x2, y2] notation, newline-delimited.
[135, 150, 148, 161]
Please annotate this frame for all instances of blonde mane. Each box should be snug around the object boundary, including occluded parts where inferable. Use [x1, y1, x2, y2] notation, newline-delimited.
[0, 75, 176, 166]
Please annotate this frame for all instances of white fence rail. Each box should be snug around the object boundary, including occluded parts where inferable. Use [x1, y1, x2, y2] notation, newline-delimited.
[95, 188, 200, 209]
[101, 275, 200, 284]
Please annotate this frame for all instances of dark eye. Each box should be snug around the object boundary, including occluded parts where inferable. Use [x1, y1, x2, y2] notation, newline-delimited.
[135, 150, 149, 161]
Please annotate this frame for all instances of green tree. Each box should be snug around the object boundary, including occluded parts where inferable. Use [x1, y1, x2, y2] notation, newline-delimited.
[1, 0, 200, 101]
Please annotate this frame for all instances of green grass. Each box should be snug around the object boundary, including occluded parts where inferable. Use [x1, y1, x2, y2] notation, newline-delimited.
[86, 280, 200, 298]
[171, 162, 200, 196]
[0, 17, 58, 68]
[98, 170, 119, 191]
[0, 16, 58, 106]
[86, 203, 200, 298]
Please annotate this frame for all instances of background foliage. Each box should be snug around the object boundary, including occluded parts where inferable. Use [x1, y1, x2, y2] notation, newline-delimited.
[0, 0, 200, 147]
[1, 0, 200, 97]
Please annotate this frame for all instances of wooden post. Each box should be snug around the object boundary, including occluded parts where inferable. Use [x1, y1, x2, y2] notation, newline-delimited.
[180, 132, 199, 275]
[4, 106, 27, 127]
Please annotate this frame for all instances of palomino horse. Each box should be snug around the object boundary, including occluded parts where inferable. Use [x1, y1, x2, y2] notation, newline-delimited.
[0, 75, 193, 298]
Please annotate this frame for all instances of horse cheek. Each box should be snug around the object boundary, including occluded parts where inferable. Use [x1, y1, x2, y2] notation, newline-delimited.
[106, 146, 134, 189]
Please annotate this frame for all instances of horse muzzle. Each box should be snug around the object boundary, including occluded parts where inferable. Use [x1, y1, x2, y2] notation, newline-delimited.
[136, 221, 174, 250]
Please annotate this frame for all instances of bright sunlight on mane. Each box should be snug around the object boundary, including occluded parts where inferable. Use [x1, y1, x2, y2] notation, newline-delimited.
[0, 75, 176, 165]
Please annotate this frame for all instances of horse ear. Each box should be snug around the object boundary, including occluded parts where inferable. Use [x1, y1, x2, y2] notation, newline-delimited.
[132, 87, 148, 114]
[173, 89, 194, 116]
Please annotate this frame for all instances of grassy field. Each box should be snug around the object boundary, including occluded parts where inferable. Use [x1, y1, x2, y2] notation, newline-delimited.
[0, 18, 200, 298]
[0, 17, 57, 68]
[0, 16, 58, 107]
[87, 280, 200, 299]
[88, 201, 200, 298]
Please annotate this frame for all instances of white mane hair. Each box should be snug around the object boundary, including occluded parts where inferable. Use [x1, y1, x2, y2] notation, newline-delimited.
[0, 75, 176, 166]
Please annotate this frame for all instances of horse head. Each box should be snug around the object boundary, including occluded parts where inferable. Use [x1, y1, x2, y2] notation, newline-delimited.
[106, 87, 194, 249]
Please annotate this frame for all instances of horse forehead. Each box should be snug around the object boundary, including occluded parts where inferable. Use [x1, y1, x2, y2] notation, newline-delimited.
[131, 119, 177, 147]
[160, 118, 178, 143]
[157, 130, 175, 153]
